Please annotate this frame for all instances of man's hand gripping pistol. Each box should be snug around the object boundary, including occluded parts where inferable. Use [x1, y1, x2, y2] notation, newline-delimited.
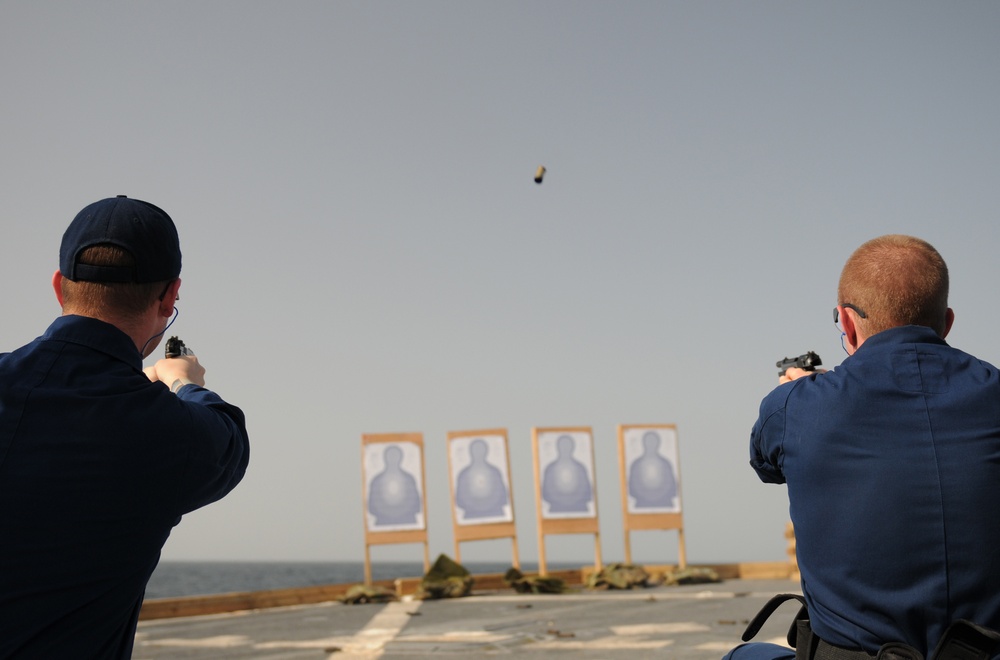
[165, 336, 192, 359]
[162, 336, 204, 393]
[776, 351, 822, 377]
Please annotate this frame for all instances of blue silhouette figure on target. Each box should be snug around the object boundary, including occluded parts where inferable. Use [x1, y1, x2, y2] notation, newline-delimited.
[541, 434, 593, 513]
[454, 438, 509, 519]
[628, 431, 678, 509]
[367, 445, 422, 526]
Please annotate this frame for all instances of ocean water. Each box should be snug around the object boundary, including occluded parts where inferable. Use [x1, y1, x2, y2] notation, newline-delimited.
[145, 560, 554, 599]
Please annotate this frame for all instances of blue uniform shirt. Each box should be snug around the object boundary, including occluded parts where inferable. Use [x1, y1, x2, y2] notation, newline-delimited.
[0, 315, 250, 658]
[751, 325, 1000, 656]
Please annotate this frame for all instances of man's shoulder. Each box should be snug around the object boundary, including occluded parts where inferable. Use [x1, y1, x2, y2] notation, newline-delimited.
[861, 328, 1000, 377]
[763, 371, 828, 403]
[0, 334, 54, 372]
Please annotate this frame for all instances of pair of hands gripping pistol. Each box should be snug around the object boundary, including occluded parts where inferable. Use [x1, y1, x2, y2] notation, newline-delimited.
[164, 336, 191, 359]
[143, 336, 206, 393]
[776, 351, 825, 384]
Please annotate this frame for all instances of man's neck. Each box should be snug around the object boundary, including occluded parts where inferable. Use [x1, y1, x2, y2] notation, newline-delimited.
[61, 308, 155, 355]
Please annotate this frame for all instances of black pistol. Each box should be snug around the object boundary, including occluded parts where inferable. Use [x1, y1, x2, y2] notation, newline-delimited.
[164, 336, 192, 359]
[777, 351, 821, 377]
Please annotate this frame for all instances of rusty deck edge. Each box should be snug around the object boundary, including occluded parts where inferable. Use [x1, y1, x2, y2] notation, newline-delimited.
[139, 561, 794, 621]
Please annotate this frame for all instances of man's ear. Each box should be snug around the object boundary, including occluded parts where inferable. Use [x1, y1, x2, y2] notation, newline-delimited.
[839, 304, 861, 354]
[157, 278, 182, 317]
[52, 270, 65, 307]
[941, 308, 955, 339]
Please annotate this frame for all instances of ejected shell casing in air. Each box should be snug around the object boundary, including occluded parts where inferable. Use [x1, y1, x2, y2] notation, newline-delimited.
[534, 165, 546, 184]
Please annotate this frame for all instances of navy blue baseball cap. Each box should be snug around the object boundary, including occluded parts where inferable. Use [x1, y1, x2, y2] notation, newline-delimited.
[59, 195, 182, 283]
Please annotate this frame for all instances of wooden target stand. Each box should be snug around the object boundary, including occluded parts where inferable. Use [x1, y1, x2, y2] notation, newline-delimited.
[617, 424, 687, 568]
[446, 428, 520, 568]
[531, 426, 602, 576]
[360, 433, 430, 585]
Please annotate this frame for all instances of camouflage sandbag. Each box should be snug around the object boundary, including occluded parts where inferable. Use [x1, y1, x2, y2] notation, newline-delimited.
[660, 567, 721, 585]
[503, 567, 566, 594]
[415, 554, 474, 600]
[340, 584, 398, 604]
[586, 563, 651, 590]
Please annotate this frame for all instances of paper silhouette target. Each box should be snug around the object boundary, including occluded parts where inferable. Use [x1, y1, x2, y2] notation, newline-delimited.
[363, 440, 425, 531]
[623, 426, 681, 514]
[537, 430, 597, 519]
[449, 434, 513, 526]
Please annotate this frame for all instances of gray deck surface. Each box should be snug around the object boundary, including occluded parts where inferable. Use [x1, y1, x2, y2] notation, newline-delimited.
[135, 579, 800, 659]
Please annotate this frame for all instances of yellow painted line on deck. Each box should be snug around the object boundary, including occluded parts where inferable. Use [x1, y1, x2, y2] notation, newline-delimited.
[139, 634, 250, 648]
[329, 600, 423, 657]
[533, 635, 675, 650]
[399, 631, 514, 643]
[611, 622, 712, 635]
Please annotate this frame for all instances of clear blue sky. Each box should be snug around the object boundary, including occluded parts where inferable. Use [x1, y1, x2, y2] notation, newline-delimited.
[3, 2, 999, 565]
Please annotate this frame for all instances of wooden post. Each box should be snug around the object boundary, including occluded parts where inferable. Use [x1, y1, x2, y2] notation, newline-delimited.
[532, 426, 602, 576]
[360, 433, 430, 585]
[447, 429, 520, 569]
[618, 424, 687, 568]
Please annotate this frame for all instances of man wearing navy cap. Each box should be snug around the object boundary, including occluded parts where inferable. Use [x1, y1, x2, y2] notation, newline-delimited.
[0, 196, 250, 657]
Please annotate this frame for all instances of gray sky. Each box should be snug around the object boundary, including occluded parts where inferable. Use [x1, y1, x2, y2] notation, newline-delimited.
[3, 2, 999, 565]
